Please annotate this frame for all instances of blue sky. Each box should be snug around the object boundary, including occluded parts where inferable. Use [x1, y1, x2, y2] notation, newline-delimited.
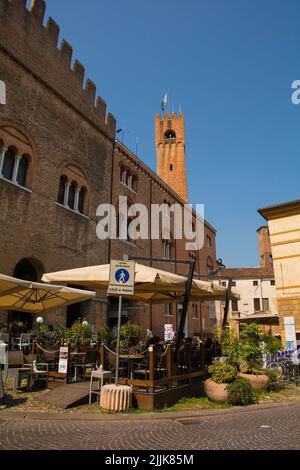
[39, 0, 299, 267]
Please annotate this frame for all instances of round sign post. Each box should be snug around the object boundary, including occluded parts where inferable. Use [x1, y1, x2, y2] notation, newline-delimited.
[115, 295, 122, 386]
[107, 260, 135, 386]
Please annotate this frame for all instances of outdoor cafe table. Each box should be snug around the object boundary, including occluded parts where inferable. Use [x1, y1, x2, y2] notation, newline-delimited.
[70, 352, 86, 381]
[119, 354, 145, 380]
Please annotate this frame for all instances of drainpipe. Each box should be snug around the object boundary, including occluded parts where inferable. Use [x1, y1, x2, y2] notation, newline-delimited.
[107, 138, 117, 326]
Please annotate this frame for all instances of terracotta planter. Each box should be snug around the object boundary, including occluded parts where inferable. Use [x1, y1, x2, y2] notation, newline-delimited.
[239, 373, 269, 391]
[204, 378, 228, 403]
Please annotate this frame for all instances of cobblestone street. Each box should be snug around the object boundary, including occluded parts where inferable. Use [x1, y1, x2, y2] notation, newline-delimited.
[0, 402, 299, 450]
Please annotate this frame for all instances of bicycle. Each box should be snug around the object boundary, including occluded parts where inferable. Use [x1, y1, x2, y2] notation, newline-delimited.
[266, 350, 300, 383]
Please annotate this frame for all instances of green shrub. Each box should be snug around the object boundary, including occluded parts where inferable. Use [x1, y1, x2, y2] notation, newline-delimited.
[97, 326, 111, 345]
[227, 377, 256, 406]
[111, 322, 146, 352]
[215, 328, 240, 367]
[262, 368, 279, 385]
[261, 333, 283, 355]
[239, 324, 283, 374]
[34, 325, 61, 349]
[208, 361, 237, 384]
[239, 324, 264, 373]
[64, 320, 92, 351]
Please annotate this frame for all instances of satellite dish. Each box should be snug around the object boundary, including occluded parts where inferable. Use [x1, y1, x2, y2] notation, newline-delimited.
[0, 81, 6, 105]
[292, 349, 300, 365]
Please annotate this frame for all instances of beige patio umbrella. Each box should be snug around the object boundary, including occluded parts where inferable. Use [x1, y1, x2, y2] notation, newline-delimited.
[0, 274, 96, 313]
[42, 263, 236, 303]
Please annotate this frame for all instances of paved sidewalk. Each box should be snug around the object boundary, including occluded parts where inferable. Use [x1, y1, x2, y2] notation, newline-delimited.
[1, 398, 300, 421]
[0, 400, 300, 450]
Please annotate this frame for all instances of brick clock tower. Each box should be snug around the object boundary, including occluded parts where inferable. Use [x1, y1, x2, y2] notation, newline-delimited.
[155, 112, 188, 203]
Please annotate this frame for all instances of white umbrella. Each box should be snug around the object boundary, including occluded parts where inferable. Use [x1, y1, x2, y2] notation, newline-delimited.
[0, 274, 96, 313]
[42, 263, 234, 302]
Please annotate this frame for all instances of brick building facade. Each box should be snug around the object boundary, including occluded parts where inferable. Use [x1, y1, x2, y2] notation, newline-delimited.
[0, 0, 218, 338]
[110, 140, 218, 337]
[216, 226, 279, 335]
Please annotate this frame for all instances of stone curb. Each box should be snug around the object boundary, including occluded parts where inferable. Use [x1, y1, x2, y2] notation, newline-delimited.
[0, 398, 299, 422]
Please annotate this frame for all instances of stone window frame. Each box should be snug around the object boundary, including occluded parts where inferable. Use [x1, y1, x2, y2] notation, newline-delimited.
[115, 196, 137, 246]
[0, 123, 35, 191]
[56, 164, 90, 216]
[119, 162, 138, 193]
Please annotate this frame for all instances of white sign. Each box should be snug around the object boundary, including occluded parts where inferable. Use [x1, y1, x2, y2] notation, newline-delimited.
[58, 346, 69, 374]
[107, 260, 135, 296]
[164, 324, 174, 342]
[284, 316, 296, 344]
[0, 81, 6, 105]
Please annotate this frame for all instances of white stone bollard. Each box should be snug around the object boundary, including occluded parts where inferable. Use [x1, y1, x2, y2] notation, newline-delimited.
[100, 384, 132, 411]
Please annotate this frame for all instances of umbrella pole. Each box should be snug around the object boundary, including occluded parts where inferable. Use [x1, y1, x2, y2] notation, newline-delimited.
[115, 295, 122, 386]
[175, 258, 196, 358]
[222, 277, 233, 328]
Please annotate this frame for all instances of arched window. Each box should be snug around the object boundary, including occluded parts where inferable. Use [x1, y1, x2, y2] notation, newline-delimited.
[57, 175, 67, 205]
[207, 256, 213, 274]
[78, 186, 86, 214]
[68, 182, 76, 210]
[121, 169, 127, 185]
[207, 235, 212, 248]
[16, 155, 28, 187]
[162, 240, 171, 259]
[127, 174, 133, 190]
[2, 147, 15, 181]
[57, 173, 88, 215]
[164, 129, 176, 140]
[170, 164, 173, 171]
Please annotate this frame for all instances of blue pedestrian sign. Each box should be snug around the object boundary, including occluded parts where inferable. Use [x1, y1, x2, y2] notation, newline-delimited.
[108, 260, 135, 296]
[115, 269, 130, 284]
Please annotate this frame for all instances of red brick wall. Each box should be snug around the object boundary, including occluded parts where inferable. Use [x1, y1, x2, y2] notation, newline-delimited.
[111, 142, 218, 338]
[0, 0, 115, 330]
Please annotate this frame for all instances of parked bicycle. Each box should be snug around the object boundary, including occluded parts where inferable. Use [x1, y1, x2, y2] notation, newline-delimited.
[266, 349, 300, 382]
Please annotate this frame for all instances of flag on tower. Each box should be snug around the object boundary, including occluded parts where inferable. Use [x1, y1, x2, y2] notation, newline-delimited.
[161, 92, 168, 111]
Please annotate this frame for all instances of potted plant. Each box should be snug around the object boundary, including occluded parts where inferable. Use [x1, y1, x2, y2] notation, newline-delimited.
[238, 324, 281, 391]
[204, 360, 238, 403]
[65, 320, 92, 352]
[97, 326, 111, 346]
[111, 322, 146, 353]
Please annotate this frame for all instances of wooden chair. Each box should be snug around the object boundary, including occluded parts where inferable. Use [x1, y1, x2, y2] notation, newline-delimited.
[72, 349, 99, 381]
[28, 362, 49, 391]
[6, 351, 32, 391]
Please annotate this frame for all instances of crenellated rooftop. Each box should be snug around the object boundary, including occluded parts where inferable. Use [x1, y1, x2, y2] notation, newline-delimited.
[0, 0, 116, 139]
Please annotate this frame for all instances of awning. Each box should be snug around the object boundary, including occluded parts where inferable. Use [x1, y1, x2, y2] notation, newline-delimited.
[236, 312, 280, 325]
